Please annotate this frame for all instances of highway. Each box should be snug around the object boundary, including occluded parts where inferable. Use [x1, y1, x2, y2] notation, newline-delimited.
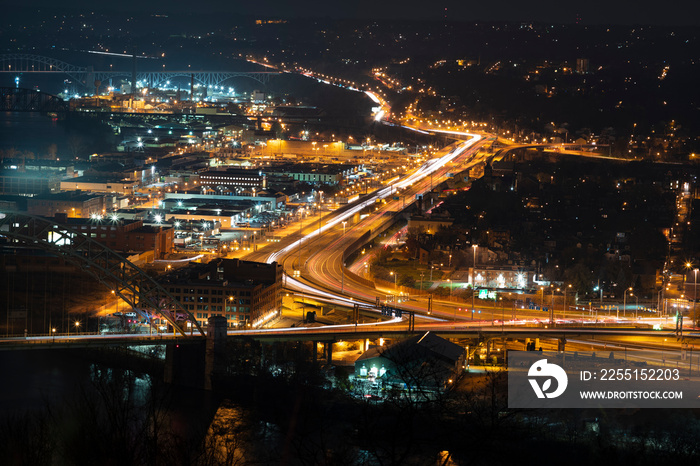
[236, 122, 680, 332]
[2, 324, 698, 350]
[238, 132, 488, 323]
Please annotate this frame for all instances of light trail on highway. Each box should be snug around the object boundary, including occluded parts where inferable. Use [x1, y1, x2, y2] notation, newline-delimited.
[257, 127, 484, 327]
[265, 133, 482, 266]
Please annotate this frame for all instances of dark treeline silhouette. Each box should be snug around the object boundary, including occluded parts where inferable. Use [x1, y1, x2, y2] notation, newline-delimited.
[4, 341, 700, 465]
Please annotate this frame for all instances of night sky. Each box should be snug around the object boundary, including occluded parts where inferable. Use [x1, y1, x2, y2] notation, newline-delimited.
[23, 0, 700, 26]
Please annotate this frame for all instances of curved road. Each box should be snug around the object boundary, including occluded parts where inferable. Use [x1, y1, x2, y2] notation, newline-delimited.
[242, 132, 487, 324]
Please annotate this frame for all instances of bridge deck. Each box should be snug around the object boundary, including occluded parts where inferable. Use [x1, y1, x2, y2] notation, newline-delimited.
[0, 325, 692, 350]
[0, 334, 204, 351]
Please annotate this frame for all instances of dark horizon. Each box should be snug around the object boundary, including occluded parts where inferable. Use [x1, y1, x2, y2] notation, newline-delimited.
[12, 1, 700, 27]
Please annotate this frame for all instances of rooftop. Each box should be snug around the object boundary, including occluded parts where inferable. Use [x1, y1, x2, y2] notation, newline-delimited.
[63, 175, 137, 184]
[28, 191, 103, 202]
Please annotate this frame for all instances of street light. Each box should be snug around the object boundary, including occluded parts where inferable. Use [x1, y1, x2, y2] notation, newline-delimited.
[111, 289, 119, 314]
[52, 328, 56, 341]
[390, 271, 397, 292]
[540, 286, 545, 310]
[500, 297, 505, 333]
[550, 287, 559, 324]
[564, 284, 572, 320]
[622, 288, 634, 317]
[695, 269, 699, 326]
[471, 245, 478, 320]
[447, 278, 452, 298]
[623, 287, 633, 318]
[74, 321, 81, 334]
[550, 286, 556, 323]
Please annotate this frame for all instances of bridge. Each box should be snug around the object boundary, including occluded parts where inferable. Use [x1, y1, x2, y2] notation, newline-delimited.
[493, 139, 629, 162]
[0, 323, 692, 351]
[0, 212, 204, 336]
[0, 87, 68, 112]
[0, 54, 280, 91]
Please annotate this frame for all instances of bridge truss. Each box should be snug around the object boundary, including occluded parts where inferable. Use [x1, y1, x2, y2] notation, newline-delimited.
[96, 71, 276, 87]
[0, 54, 277, 90]
[0, 54, 88, 84]
[0, 213, 204, 336]
[0, 87, 68, 112]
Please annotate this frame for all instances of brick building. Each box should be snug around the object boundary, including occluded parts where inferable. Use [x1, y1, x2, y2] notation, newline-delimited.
[160, 258, 282, 329]
[58, 216, 174, 259]
[27, 191, 105, 218]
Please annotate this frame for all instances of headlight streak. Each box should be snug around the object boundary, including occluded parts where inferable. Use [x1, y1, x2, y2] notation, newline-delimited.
[264, 129, 482, 326]
[266, 133, 481, 265]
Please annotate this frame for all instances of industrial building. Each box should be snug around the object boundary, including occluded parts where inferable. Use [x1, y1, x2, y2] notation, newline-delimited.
[0, 169, 60, 195]
[198, 168, 266, 191]
[59, 176, 139, 195]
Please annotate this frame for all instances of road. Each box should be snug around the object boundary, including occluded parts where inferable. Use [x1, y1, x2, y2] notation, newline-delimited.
[3, 324, 698, 350]
[233, 124, 679, 330]
[239, 133, 487, 324]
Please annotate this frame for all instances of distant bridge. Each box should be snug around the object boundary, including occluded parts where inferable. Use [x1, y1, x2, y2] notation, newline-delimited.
[0, 212, 204, 336]
[0, 87, 68, 112]
[0, 54, 280, 90]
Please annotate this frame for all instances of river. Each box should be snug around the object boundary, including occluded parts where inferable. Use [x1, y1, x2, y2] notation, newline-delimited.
[0, 111, 114, 158]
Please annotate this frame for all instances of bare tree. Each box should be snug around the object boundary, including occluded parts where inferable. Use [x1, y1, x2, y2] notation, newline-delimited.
[67, 135, 86, 159]
[47, 143, 58, 160]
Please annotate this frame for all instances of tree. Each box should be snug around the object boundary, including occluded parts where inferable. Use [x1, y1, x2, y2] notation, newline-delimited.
[271, 121, 284, 139]
[629, 225, 667, 262]
[404, 227, 423, 258]
[563, 261, 594, 295]
[398, 274, 415, 288]
[67, 135, 85, 158]
[47, 143, 58, 160]
[226, 102, 243, 115]
[371, 247, 392, 266]
[433, 224, 459, 248]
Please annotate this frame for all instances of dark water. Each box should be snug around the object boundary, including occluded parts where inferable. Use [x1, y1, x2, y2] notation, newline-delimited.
[0, 349, 91, 414]
[0, 349, 238, 465]
[0, 349, 284, 464]
[0, 111, 113, 158]
[1, 112, 68, 156]
[0, 348, 218, 425]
